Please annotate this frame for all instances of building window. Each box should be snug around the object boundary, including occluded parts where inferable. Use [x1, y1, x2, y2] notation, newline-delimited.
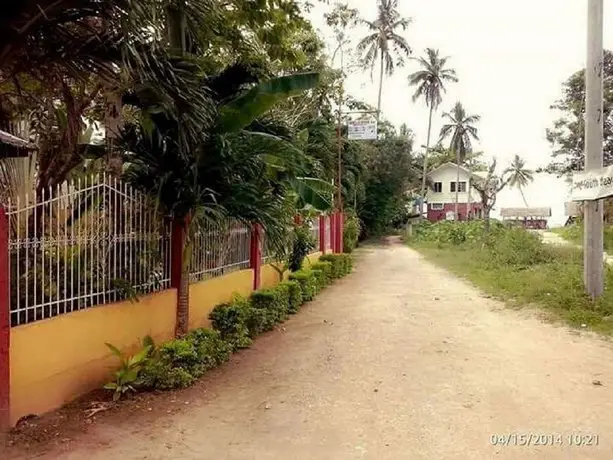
[450, 181, 467, 192]
[433, 182, 442, 193]
[430, 203, 444, 210]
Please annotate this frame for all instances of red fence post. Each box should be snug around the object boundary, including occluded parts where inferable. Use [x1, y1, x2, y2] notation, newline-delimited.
[329, 212, 336, 253]
[319, 215, 326, 254]
[0, 207, 10, 427]
[250, 224, 262, 290]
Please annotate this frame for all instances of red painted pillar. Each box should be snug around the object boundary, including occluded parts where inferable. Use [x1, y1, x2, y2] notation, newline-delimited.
[0, 207, 10, 427]
[250, 224, 262, 290]
[330, 212, 336, 253]
[319, 215, 326, 254]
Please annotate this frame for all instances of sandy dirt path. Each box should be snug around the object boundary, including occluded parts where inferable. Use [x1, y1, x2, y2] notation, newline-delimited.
[10, 240, 613, 459]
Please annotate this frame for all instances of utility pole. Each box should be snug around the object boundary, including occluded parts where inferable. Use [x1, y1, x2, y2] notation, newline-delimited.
[584, 0, 604, 298]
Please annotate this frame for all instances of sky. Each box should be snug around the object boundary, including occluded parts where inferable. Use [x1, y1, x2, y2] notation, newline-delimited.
[308, 0, 613, 226]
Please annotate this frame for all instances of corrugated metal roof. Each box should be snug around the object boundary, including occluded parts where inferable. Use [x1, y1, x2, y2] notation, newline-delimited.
[0, 129, 33, 149]
[500, 207, 552, 218]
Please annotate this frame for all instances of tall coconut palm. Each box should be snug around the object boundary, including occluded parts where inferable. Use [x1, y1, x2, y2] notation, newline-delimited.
[439, 102, 480, 219]
[408, 48, 458, 209]
[503, 154, 534, 207]
[356, 0, 411, 119]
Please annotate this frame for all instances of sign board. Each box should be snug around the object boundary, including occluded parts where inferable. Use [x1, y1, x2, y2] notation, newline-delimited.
[445, 211, 455, 221]
[347, 119, 377, 140]
[571, 165, 613, 201]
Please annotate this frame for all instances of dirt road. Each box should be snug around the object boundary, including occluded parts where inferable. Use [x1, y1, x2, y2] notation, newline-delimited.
[10, 240, 613, 459]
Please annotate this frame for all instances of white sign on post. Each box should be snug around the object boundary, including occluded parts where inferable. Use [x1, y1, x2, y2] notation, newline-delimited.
[347, 119, 377, 140]
[571, 165, 613, 201]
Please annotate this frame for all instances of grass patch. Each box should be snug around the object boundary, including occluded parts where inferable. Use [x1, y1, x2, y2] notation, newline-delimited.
[409, 222, 613, 336]
[552, 222, 613, 252]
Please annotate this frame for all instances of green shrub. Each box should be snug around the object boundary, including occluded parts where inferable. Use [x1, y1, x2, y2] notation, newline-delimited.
[311, 261, 332, 284]
[338, 254, 353, 275]
[289, 270, 316, 301]
[280, 280, 303, 313]
[250, 285, 290, 332]
[209, 297, 253, 350]
[139, 328, 233, 391]
[140, 360, 195, 390]
[343, 212, 361, 253]
[319, 254, 349, 278]
[187, 328, 232, 368]
[311, 268, 326, 292]
[487, 228, 552, 268]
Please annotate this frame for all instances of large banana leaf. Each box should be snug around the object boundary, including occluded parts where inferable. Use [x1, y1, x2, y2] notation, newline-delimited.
[289, 177, 334, 211]
[218, 72, 320, 133]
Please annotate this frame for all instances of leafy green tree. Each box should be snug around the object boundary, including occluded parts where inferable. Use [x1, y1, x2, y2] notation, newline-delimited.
[472, 159, 510, 233]
[356, 0, 412, 118]
[408, 48, 458, 202]
[358, 133, 421, 236]
[545, 50, 613, 176]
[439, 101, 480, 219]
[123, 69, 324, 335]
[503, 155, 534, 207]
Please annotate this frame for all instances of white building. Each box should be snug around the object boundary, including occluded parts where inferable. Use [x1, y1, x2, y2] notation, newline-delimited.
[426, 163, 484, 221]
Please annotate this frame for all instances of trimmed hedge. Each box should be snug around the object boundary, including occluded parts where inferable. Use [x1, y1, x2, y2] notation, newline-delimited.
[250, 284, 290, 332]
[289, 269, 317, 301]
[140, 329, 232, 390]
[209, 297, 253, 350]
[280, 280, 303, 313]
[319, 254, 353, 278]
[106, 252, 355, 400]
[311, 261, 332, 287]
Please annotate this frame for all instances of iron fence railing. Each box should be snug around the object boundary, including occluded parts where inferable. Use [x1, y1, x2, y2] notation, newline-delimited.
[7, 175, 171, 326]
[189, 219, 250, 282]
[4, 177, 332, 327]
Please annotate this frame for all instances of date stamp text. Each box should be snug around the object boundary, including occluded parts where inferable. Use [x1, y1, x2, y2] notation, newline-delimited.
[490, 433, 600, 447]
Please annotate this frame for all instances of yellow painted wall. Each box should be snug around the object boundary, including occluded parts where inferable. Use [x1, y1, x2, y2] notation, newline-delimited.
[10, 255, 327, 424]
[10, 289, 177, 424]
[188, 269, 253, 330]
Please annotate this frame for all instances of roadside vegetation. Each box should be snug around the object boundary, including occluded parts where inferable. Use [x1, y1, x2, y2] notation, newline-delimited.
[408, 221, 613, 335]
[105, 251, 354, 400]
[552, 222, 613, 252]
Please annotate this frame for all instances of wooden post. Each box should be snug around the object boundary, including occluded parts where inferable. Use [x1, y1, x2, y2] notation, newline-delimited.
[319, 215, 326, 254]
[0, 207, 10, 427]
[250, 224, 262, 290]
[584, 0, 604, 298]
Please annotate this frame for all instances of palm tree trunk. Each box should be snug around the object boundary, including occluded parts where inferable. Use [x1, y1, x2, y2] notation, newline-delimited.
[104, 89, 123, 176]
[376, 54, 384, 120]
[455, 147, 460, 220]
[420, 105, 434, 216]
[520, 187, 529, 207]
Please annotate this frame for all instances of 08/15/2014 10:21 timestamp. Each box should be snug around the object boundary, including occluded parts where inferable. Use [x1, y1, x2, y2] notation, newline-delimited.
[490, 433, 600, 447]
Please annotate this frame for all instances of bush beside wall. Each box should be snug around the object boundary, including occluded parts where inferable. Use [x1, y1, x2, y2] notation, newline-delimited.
[105, 253, 354, 399]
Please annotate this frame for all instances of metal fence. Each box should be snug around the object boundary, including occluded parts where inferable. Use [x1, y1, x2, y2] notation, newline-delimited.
[7, 175, 171, 326]
[189, 219, 250, 283]
[4, 175, 332, 327]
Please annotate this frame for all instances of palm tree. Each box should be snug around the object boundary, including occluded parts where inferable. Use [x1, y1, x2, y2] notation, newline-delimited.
[504, 155, 534, 207]
[439, 102, 480, 219]
[408, 48, 458, 209]
[124, 69, 325, 336]
[356, 0, 412, 119]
